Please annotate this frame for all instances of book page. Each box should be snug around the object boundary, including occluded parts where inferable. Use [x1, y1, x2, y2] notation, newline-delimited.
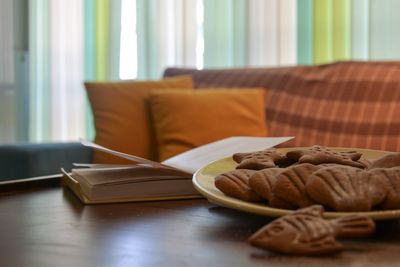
[72, 166, 192, 186]
[73, 163, 154, 168]
[80, 139, 169, 168]
[162, 136, 294, 174]
[80, 139, 191, 176]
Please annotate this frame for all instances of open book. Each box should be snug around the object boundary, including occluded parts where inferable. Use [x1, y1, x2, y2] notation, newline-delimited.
[62, 136, 293, 204]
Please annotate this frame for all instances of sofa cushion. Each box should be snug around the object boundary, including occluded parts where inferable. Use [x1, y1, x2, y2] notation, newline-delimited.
[149, 89, 268, 161]
[164, 61, 400, 152]
[85, 75, 193, 163]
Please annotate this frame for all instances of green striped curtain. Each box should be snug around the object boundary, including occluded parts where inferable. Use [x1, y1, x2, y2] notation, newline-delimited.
[313, 0, 351, 64]
[300, 0, 400, 64]
[200, 0, 400, 67]
[84, 0, 121, 140]
[85, 0, 120, 81]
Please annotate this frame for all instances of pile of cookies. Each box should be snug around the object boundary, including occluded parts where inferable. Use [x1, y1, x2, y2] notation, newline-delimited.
[215, 145, 400, 212]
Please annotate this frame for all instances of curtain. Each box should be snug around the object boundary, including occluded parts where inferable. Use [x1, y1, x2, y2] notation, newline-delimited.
[0, 0, 16, 143]
[24, 0, 400, 143]
[246, 0, 297, 67]
[300, 0, 400, 64]
[29, 0, 85, 142]
[84, 0, 121, 140]
[29, 0, 119, 142]
[136, 0, 199, 79]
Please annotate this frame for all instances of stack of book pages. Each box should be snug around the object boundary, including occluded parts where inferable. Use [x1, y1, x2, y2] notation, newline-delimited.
[62, 136, 293, 204]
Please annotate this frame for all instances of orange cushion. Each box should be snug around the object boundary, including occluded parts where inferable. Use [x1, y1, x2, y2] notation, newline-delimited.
[85, 75, 193, 163]
[149, 89, 268, 161]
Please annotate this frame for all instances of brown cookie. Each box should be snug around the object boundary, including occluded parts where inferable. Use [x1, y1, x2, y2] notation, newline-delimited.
[248, 168, 284, 202]
[269, 195, 297, 210]
[215, 169, 261, 202]
[286, 145, 365, 168]
[368, 167, 400, 210]
[249, 205, 375, 256]
[358, 158, 372, 169]
[369, 153, 400, 169]
[306, 166, 387, 211]
[270, 163, 320, 209]
[233, 148, 288, 170]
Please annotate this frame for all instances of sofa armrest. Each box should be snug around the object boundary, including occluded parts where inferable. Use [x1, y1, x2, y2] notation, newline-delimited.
[0, 142, 92, 181]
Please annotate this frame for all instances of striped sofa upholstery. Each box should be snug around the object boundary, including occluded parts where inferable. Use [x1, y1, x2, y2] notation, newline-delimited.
[164, 61, 400, 151]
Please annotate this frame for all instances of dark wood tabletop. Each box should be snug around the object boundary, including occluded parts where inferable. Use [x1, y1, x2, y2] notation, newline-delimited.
[1, 177, 400, 267]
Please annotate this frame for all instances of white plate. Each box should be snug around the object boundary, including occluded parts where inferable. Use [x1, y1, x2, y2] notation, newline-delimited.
[193, 147, 400, 220]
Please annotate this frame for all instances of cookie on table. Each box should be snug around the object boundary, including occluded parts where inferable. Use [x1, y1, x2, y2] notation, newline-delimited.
[233, 148, 290, 170]
[215, 169, 261, 202]
[270, 163, 320, 209]
[306, 166, 387, 211]
[248, 205, 375, 256]
[248, 168, 284, 202]
[286, 145, 365, 168]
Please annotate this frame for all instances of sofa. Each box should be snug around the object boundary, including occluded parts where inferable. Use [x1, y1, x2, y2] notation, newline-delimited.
[1, 61, 399, 181]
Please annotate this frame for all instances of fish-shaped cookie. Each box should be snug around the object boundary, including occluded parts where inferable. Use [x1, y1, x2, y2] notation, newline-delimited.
[306, 166, 387, 211]
[368, 167, 400, 210]
[248, 168, 284, 202]
[270, 163, 320, 209]
[214, 169, 261, 202]
[249, 205, 375, 256]
[369, 152, 400, 169]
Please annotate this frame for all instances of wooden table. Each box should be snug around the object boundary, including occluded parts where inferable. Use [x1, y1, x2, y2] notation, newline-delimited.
[1, 177, 400, 267]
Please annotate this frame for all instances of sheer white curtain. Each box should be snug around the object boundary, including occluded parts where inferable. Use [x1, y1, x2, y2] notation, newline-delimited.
[158, 0, 199, 69]
[30, 0, 85, 142]
[135, 0, 200, 79]
[247, 0, 297, 67]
